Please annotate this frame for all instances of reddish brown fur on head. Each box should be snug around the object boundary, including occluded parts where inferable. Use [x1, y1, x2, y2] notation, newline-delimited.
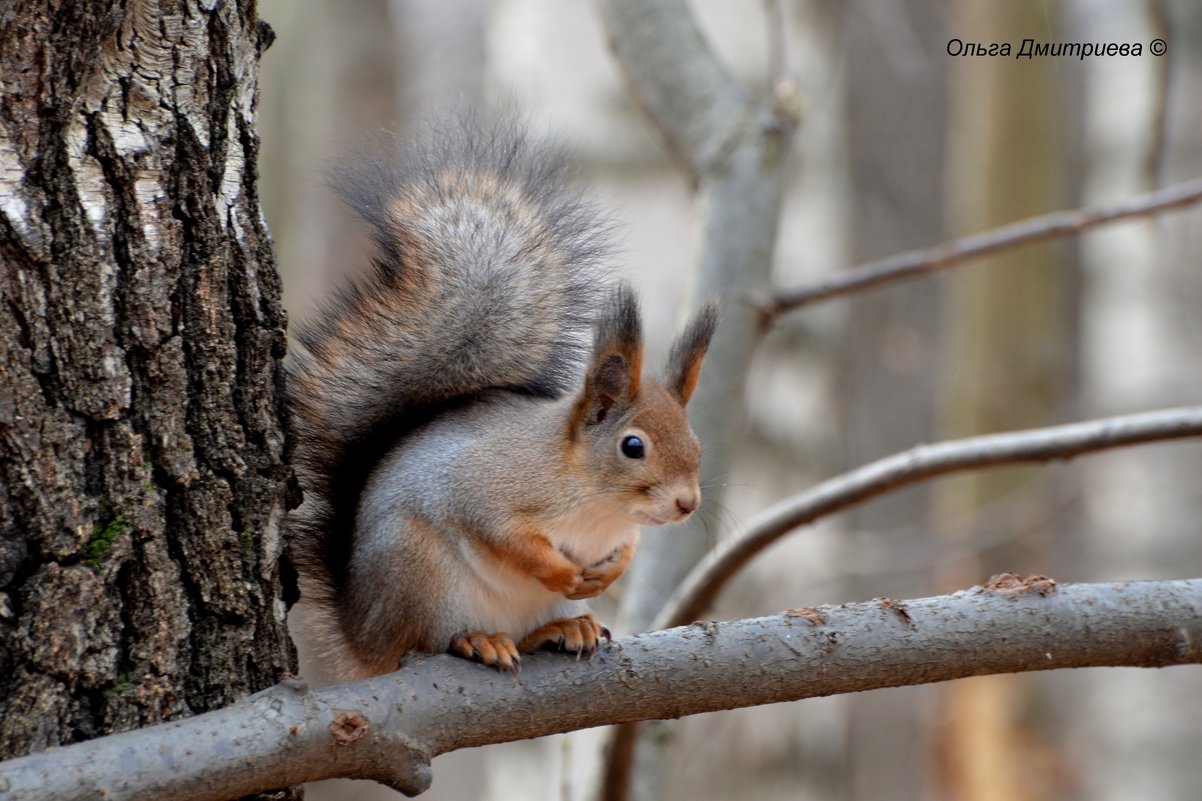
[567, 286, 718, 523]
[626, 378, 702, 474]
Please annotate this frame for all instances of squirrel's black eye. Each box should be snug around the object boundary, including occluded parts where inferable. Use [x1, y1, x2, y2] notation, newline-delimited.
[621, 435, 645, 459]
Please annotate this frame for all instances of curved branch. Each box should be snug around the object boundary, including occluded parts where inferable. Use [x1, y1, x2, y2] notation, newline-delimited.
[764, 176, 1202, 321]
[656, 406, 1202, 630]
[2, 579, 1200, 800]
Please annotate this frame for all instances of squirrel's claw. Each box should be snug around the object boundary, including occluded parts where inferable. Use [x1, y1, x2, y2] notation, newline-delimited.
[517, 614, 609, 660]
[449, 631, 522, 673]
[450, 617, 608, 672]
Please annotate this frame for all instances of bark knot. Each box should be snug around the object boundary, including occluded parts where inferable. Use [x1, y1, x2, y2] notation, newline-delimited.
[984, 573, 1058, 598]
[785, 606, 828, 626]
[876, 598, 915, 627]
[329, 709, 370, 746]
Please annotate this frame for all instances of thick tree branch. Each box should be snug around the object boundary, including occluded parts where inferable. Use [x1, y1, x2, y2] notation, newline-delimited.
[595, 0, 748, 177]
[2, 579, 1199, 800]
[763, 176, 1202, 322]
[657, 406, 1202, 629]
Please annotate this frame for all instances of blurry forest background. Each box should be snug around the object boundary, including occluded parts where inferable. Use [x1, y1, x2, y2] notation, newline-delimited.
[257, 1, 1202, 800]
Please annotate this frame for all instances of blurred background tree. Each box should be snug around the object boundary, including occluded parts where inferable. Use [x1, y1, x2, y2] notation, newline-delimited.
[259, 1, 1202, 800]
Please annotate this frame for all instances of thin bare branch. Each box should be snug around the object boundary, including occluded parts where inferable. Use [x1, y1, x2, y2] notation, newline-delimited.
[764, 176, 1202, 322]
[656, 406, 1202, 630]
[2, 579, 1200, 801]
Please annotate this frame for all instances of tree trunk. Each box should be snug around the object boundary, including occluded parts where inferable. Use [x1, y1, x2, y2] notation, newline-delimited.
[0, 3, 294, 797]
[933, 2, 1080, 800]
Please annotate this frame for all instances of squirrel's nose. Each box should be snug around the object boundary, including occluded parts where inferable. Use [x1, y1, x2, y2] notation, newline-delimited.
[675, 494, 699, 516]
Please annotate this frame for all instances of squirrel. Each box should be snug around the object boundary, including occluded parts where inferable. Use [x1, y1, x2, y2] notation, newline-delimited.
[286, 118, 718, 680]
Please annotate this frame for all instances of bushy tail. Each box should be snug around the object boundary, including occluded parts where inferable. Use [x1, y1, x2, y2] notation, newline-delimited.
[286, 116, 613, 625]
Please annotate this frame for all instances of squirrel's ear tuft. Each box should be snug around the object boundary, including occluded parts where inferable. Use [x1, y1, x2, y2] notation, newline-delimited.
[571, 284, 643, 431]
[665, 298, 719, 406]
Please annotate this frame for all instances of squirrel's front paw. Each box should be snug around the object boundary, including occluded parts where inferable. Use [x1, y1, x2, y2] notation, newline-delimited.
[449, 631, 522, 673]
[537, 561, 586, 596]
[517, 614, 611, 658]
[564, 542, 635, 600]
[541, 553, 614, 599]
[563, 570, 608, 600]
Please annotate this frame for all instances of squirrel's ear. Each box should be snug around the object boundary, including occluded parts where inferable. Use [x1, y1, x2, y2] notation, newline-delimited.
[664, 298, 719, 406]
[572, 284, 643, 430]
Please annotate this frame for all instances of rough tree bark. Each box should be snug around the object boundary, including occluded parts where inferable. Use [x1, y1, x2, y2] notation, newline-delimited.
[0, 3, 294, 797]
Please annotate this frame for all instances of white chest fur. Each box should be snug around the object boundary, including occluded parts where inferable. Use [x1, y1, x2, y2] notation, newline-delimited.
[546, 497, 639, 566]
[453, 499, 638, 636]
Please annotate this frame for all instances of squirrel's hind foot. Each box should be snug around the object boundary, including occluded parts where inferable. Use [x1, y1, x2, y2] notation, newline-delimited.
[449, 631, 523, 673]
[517, 614, 611, 660]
